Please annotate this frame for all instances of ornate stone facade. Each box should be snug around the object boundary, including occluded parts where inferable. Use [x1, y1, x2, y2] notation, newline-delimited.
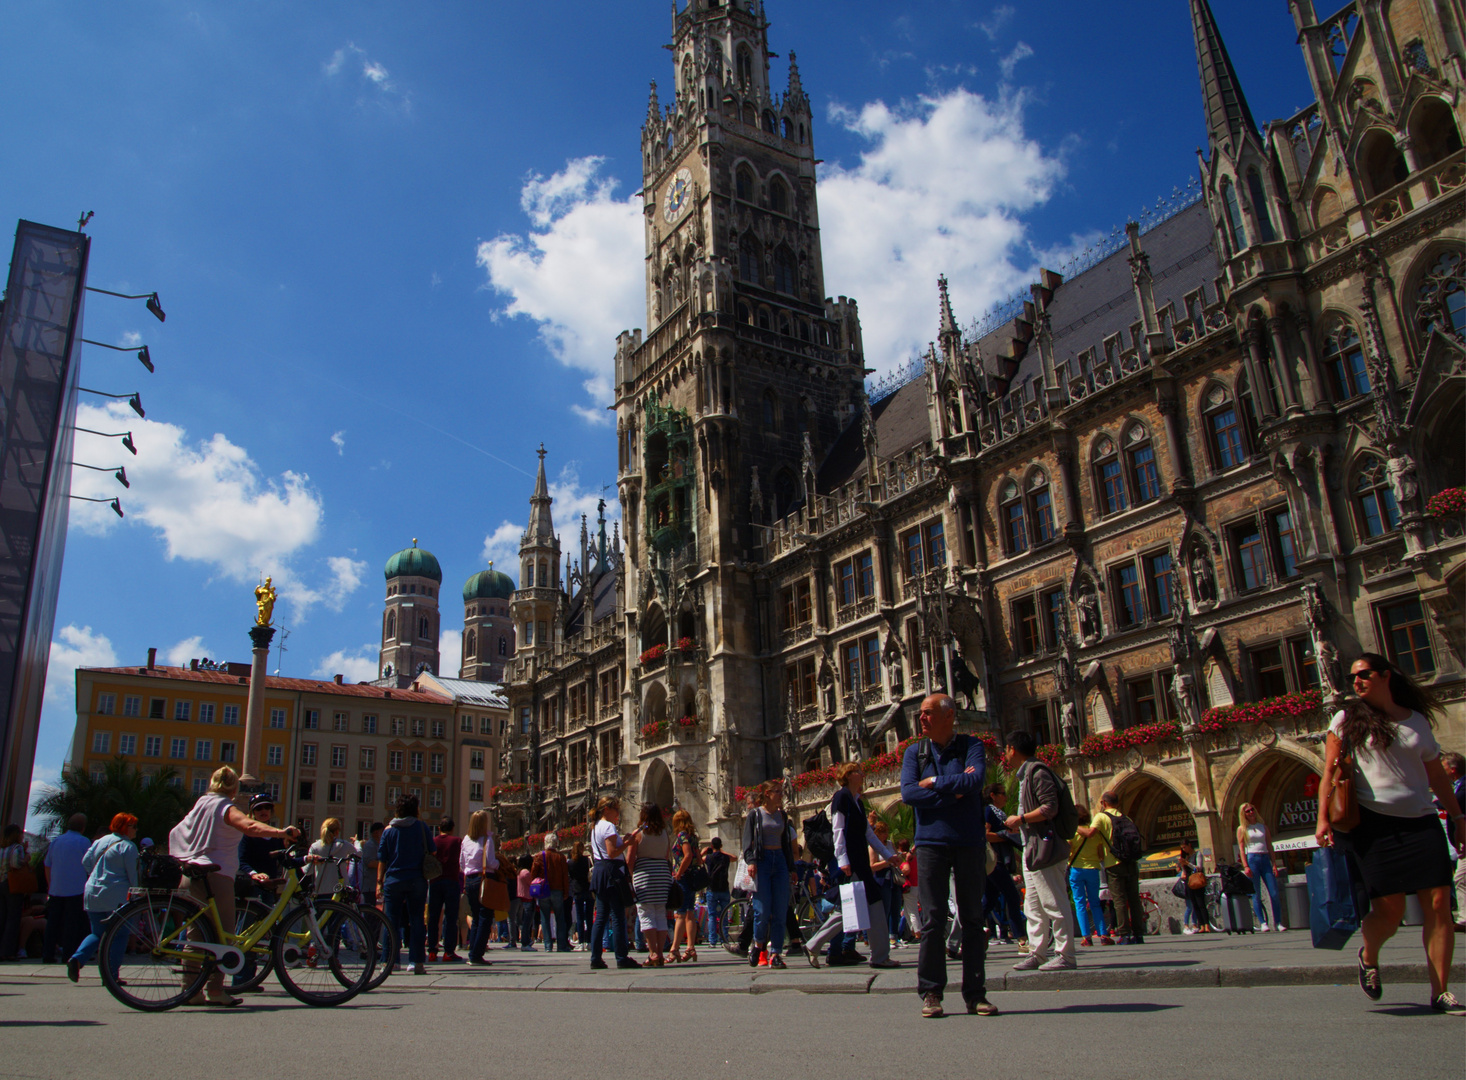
[501, 0, 1464, 859]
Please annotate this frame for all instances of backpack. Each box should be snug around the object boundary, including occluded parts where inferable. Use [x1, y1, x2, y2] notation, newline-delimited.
[802, 810, 835, 864]
[1033, 763, 1080, 841]
[1104, 808, 1144, 862]
[914, 734, 971, 779]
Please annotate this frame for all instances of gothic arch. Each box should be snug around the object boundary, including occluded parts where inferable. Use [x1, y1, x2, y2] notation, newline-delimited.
[1355, 126, 1408, 198]
[1215, 741, 1323, 850]
[465, 629, 476, 660]
[642, 756, 675, 811]
[1105, 764, 1198, 851]
[1311, 185, 1342, 229]
[1403, 243, 1465, 346]
[1406, 96, 1462, 168]
[642, 680, 668, 727]
[385, 610, 396, 640]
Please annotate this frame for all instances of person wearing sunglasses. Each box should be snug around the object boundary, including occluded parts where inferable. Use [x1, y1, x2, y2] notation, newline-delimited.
[1236, 804, 1285, 931]
[1315, 652, 1465, 1015]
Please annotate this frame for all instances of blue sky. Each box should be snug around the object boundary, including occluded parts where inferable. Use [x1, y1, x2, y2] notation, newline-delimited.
[4, 0, 1318, 820]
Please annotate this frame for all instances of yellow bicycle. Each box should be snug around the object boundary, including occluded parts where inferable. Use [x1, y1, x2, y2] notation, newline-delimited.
[98, 847, 376, 1010]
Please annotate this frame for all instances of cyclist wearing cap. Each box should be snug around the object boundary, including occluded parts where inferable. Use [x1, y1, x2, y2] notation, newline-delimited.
[237, 795, 282, 900]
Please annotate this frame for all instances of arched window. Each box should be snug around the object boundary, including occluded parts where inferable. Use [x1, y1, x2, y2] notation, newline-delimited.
[778, 312, 792, 336]
[1203, 384, 1246, 471]
[1092, 436, 1129, 515]
[1414, 249, 1464, 342]
[465, 629, 476, 659]
[999, 479, 1027, 555]
[1357, 129, 1408, 198]
[762, 111, 776, 134]
[1028, 471, 1056, 544]
[1222, 180, 1247, 251]
[773, 247, 795, 293]
[781, 116, 794, 140]
[537, 560, 548, 587]
[1125, 425, 1161, 504]
[1408, 98, 1463, 168]
[735, 166, 754, 202]
[1246, 168, 1276, 243]
[498, 637, 508, 657]
[769, 177, 788, 214]
[736, 300, 752, 324]
[385, 610, 396, 640]
[1320, 321, 1370, 399]
[419, 615, 431, 639]
[738, 235, 760, 283]
[762, 390, 777, 430]
[741, 102, 756, 127]
[1354, 456, 1400, 539]
[757, 306, 772, 331]
[736, 46, 753, 88]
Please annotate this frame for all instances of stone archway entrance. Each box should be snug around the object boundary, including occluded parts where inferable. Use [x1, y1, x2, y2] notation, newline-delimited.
[1109, 769, 1197, 871]
[642, 757, 674, 811]
[1219, 748, 1321, 867]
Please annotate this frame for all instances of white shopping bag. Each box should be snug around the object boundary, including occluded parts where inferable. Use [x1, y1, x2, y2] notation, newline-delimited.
[733, 858, 755, 894]
[839, 880, 871, 932]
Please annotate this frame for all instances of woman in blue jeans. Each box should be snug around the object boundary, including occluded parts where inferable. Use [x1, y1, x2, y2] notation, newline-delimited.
[741, 780, 795, 969]
[377, 794, 433, 974]
[588, 796, 641, 969]
[65, 812, 139, 982]
[1237, 803, 1285, 931]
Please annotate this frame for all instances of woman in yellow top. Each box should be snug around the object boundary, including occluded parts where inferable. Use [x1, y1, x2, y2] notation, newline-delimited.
[1067, 808, 1113, 946]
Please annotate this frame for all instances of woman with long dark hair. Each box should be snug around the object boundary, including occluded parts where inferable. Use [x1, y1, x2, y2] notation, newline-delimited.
[1315, 652, 1465, 1015]
[627, 803, 672, 966]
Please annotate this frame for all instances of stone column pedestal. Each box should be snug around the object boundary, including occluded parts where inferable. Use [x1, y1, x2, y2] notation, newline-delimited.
[239, 624, 276, 797]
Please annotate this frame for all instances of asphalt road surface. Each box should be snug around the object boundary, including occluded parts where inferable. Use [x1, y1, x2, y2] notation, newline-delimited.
[3, 975, 1462, 1080]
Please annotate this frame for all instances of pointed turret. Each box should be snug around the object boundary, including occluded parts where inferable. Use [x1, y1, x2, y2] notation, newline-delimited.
[646, 80, 661, 126]
[786, 50, 805, 104]
[1191, 0, 1259, 150]
[938, 275, 962, 362]
[527, 444, 555, 541]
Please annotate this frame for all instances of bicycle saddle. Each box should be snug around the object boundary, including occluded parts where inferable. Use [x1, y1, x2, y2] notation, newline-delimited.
[181, 861, 222, 880]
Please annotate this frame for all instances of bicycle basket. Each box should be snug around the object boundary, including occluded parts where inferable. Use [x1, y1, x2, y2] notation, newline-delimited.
[138, 851, 183, 890]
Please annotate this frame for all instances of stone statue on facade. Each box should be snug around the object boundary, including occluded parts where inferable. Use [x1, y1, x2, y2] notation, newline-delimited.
[1061, 701, 1081, 749]
[1385, 450, 1419, 507]
[845, 690, 868, 763]
[1189, 544, 1217, 605]
[1172, 670, 1199, 732]
[1076, 585, 1101, 643]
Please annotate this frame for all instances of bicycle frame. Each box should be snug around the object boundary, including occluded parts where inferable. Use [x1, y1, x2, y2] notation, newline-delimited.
[146, 864, 326, 968]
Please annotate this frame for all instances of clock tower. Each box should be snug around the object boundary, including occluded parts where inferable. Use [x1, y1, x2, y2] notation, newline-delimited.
[614, 0, 866, 818]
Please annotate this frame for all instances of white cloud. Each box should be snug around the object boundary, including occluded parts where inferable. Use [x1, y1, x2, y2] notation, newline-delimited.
[481, 521, 523, 583]
[312, 645, 380, 685]
[976, 5, 1015, 39]
[46, 624, 118, 718]
[817, 87, 1065, 376]
[120, 330, 142, 348]
[69, 402, 364, 620]
[331, 431, 346, 455]
[999, 42, 1034, 80]
[439, 629, 462, 678]
[476, 157, 643, 422]
[164, 636, 208, 668]
[323, 42, 409, 111]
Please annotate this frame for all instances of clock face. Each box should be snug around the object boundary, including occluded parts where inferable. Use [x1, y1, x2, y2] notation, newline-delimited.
[664, 168, 693, 222]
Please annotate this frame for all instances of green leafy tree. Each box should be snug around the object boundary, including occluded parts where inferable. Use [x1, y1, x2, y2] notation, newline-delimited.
[871, 801, 915, 847]
[31, 757, 191, 843]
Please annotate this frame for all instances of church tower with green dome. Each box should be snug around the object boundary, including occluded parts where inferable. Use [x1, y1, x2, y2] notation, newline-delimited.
[379, 540, 443, 684]
[461, 565, 515, 682]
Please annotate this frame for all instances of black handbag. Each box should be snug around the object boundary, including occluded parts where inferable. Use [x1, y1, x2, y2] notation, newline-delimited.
[1171, 875, 1189, 900]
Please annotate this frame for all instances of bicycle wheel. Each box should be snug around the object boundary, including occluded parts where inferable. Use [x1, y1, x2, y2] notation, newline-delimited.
[271, 899, 375, 1006]
[793, 896, 821, 945]
[228, 897, 278, 992]
[99, 893, 215, 1012]
[1144, 900, 1162, 938]
[721, 898, 751, 955]
[354, 904, 397, 991]
[1205, 880, 1224, 930]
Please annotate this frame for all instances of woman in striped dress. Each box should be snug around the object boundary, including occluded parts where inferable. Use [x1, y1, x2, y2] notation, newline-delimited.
[628, 804, 672, 966]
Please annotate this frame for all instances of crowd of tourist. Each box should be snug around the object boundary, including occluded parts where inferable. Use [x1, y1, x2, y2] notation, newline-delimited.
[2, 653, 1463, 1017]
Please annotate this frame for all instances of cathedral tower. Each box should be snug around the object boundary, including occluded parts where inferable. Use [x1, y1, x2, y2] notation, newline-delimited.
[510, 447, 562, 656]
[461, 564, 515, 682]
[380, 541, 442, 682]
[614, 0, 867, 813]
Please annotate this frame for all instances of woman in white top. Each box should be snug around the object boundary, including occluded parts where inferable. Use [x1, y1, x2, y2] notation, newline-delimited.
[587, 796, 641, 970]
[308, 818, 356, 897]
[460, 810, 498, 965]
[168, 767, 298, 1006]
[1236, 804, 1284, 931]
[1315, 652, 1465, 1015]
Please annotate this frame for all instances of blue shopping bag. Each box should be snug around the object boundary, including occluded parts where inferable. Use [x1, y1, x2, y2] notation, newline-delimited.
[1305, 846, 1359, 950]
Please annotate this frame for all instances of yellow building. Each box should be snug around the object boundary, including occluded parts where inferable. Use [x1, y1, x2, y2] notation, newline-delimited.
[70, 653, 459, 838]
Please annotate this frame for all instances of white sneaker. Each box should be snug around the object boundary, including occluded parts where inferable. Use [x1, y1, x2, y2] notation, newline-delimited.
[1183, 926, 1197, 935]
[1038, 955, 1076, 971]
[1259, 923, 1270, 932]
[1273, 924, 1286, 932]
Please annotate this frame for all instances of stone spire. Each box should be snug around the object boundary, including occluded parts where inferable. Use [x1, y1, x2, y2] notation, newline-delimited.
[786, 50, 805, 104]
[646, 80, 661, 126]
[937, 275, 962, 363]
[1191, 0, 1259, 149]
[527, 444, 555, 541]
